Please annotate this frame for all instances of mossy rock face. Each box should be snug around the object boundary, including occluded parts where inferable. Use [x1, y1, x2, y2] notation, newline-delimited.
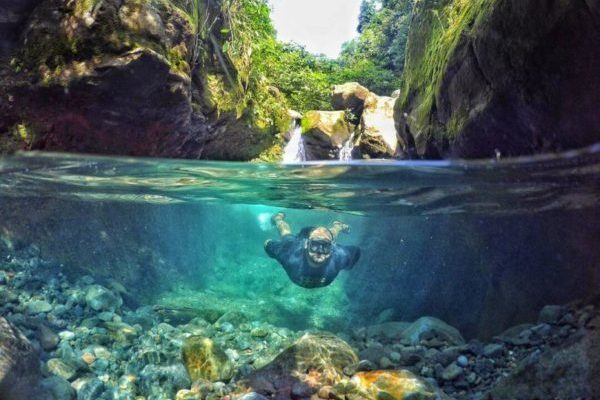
[396, 0, 600, 159]
[301, 111, 355, 160]
[181, 336, 234, 383]
[0, 0, 286, 160]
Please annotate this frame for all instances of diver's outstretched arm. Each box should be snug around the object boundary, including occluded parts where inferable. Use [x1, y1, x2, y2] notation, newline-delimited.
[272, 212, 292, 237]
[329, 221, 350, 240]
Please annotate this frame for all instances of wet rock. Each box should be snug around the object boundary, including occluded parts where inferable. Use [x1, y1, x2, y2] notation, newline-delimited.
[401, 316, 465, 346]
[331, 82, 371, 118]
[349, 370, 448, 400]
[139, 364, 191, 394]
[181, 336, 234, 382]
[39, 324, 60, 351]
[236, 393, 269, 400]
[27, 300, 53, 314]
[300, 111, 356, 160]
[246, 332, 358, 397]
[538, 305, 566, 325]
[365, 321, 411, 341]
[456, 355, 469, 367]
[358, 93, 400, 158]
[47, 358, 78, 381]
[71, 376, 104, 400]
[494, 324, 534, 346]
[0, 316, 48, 399]
[396, 0, 600, 158]
[482, 343, 504, 358]
[440, 363, 462, 381]
[488, 328, 600, 399]
[40, 376, 75, 400]
[84, 285, 122, 312]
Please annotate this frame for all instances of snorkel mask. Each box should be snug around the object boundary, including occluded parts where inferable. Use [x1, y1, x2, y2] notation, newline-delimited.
[306, 227, 334, 265]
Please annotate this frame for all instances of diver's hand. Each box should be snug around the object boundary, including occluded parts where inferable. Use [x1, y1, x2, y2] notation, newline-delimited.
[332, 221, 350, 233]
[271, 212, 286, 226]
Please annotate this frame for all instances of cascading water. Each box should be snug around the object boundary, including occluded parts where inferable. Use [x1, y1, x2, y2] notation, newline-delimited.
[338, 131, 356, 161]
[282, 123, 305, 163]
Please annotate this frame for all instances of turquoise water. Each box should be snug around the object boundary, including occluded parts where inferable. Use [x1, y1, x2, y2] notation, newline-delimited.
[1, 146, 599, 399]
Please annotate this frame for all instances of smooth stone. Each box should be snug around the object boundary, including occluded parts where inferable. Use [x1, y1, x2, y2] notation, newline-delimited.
[71, 376, 104, 400]
[27, 300, 53, 314]
[47, 358, 77, 381]
[59, 331, 76, 341]
[400, 316, 465, 346]
[250, 327, 269, 338]
[84, 285, 122, 312]
[237, 393, 269, 400]
[538, 305, 565, 325]
[456, 355, 469, 367]
[39, 324, 60, 351]
[41, 376, 75, 400]
[441, 363, 463, 381]
[483, 343, 505, 358]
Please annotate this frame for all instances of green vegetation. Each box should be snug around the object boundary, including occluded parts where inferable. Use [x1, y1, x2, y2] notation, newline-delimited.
[398, 0, 495, 136]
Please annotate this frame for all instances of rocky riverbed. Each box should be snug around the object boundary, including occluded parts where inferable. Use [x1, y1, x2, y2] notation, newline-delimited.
[1, 244, 598, 400]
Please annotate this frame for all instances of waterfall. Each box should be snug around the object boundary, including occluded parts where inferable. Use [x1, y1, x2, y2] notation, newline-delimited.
[339, 131, 356, 161]
[282, 123, 305, 163]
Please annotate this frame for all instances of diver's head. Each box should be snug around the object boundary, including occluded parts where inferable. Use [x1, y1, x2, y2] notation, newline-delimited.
[305, 227, 334, 266]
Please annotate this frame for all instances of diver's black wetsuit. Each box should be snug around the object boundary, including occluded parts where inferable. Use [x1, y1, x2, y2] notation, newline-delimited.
[265, 227, 360, 288]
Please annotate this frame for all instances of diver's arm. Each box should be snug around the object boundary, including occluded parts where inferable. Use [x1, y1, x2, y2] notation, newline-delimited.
[272, 212, 292, 237]
[329, 221, 350, 240]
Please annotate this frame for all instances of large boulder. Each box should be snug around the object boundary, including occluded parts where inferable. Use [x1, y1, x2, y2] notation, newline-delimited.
[301, 111, 356, 160]
[359, 93, 400, 158]
[243, 332, 358, 398]
[396, 0, 600, 158]
[488, 328, 600, 399]
[331, 82, 371, 119]
[0, 0, 286, 160]
[0, 317, 49, 400]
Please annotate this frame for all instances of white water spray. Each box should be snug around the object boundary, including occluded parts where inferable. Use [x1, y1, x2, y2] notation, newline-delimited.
[282, 123, 305, 163]
[339, 131, 356, 161]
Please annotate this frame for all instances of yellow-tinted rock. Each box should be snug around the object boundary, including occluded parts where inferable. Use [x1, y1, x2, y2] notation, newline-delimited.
[359, 93, 401, 158]
[301, 111, 356, 160]
[349, 370, 442, 400]
[181, 336, 233, 382]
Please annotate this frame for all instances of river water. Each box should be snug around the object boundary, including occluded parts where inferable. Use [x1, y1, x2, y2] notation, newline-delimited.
[0, 146, 599, 399]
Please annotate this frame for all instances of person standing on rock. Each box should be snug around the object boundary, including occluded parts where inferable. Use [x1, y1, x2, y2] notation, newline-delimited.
[264, 213, 360, 288]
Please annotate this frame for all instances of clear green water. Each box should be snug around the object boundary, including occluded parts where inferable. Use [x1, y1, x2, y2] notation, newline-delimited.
[1, 146, 598, 338]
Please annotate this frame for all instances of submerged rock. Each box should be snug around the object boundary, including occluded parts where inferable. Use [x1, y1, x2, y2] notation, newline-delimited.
[181, 336, 234, 382]
[400, 316, 465, 346]
[346, 370, 448, 400]
[488, 328, 600, 399]
[0, 317, 49, 399]
[84, 284, 122, 312]
[244, 332, 359, 397]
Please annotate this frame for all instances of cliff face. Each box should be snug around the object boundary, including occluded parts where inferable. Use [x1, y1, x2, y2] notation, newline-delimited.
[396, 0, 600, 159]
[0, 0, 286, 160]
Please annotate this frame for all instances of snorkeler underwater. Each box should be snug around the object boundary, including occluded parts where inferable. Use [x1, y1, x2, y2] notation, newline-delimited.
[0, 0, 599, 399]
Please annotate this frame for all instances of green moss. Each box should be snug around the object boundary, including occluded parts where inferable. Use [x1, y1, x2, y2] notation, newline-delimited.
[399, 0, 496, 136]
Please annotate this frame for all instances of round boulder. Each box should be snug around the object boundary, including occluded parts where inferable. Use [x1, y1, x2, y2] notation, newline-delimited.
[331, 82, 371, 118]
